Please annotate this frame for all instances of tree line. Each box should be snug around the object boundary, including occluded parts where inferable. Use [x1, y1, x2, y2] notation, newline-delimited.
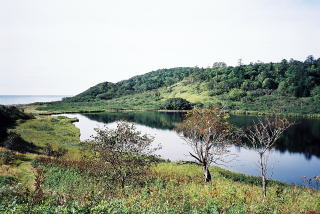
[64, 56, 320, 102]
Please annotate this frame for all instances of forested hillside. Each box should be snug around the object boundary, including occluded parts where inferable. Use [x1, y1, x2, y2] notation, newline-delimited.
[64, 67, 198, 102]
[36, 56, 320, 114]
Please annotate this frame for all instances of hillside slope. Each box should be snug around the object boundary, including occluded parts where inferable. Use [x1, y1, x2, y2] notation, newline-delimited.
[35, 56, 320, 115]
[0, 105, 33, 125]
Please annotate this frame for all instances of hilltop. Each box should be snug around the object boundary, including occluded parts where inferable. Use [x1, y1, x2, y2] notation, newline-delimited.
[31, 56, 320, 115]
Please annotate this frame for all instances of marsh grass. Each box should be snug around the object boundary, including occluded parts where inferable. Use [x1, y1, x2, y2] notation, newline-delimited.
[12, 116, 81, 159]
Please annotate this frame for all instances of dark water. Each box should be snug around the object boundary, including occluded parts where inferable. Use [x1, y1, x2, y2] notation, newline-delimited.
[60, 112, 320, 187]
[0, 95, 70, 105]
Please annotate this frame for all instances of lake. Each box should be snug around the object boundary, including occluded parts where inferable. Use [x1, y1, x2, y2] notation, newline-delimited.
[60, 111, 320, 188]
[0, 95, 70, 105]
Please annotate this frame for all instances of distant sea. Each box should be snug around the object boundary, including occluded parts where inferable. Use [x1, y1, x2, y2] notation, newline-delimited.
[0, 95, 71, 105]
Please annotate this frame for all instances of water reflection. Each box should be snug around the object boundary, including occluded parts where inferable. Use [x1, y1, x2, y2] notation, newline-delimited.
[277, 120, 320, 159]
[229, 116, 320, 160]
[60, 112, 320, 187]
[82, 112, 185, 130]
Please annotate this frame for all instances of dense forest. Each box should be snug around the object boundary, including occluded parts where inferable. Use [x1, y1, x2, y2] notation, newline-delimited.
[37, 56, 320, 114]
[64, 67, 197, 102]
[65, 56, 320, 101]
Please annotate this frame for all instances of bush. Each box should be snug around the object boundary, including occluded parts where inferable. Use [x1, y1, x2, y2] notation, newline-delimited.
[208, 89, 224, 96]
[161, 98, 193, 110]
[0, 150, 15, 165]
[87, 121, 160, 188]
[0, 176, 17, 186]
[311, 86, 320, 97]
[0, 133, 38, 153]
[192, 102, 204, 109]
[227, 89, 246, 101]
[247, 89, 272, 97]
[43, 143, 68, 158]
[262, 78, 277, 89]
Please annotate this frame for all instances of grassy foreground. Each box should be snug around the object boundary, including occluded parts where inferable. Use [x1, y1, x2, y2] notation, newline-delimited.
[1, 116, 319, 213]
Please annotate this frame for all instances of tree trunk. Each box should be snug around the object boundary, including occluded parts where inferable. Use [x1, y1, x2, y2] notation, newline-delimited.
[203, 165, 212, 182]
[120, 175, 126, 189]
[259, 153, 267, 198]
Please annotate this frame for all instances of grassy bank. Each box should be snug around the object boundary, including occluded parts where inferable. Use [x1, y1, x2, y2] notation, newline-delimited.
[22, 103, 320, 119]
[1, 160, 319, 213]
[0, 116, 81, 188]
[20, 80, 320, 118]
[1, 115, 319, 213]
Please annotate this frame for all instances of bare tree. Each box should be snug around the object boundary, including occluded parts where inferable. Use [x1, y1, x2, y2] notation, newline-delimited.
[176, 107, 236, 182]
[244, 117, 293, 198]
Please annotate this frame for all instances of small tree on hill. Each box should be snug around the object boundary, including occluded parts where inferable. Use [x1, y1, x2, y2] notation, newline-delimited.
[161, 98, 192, 110]
[87, 121, 160, 188]
[244, 117, 293, 198]
[176, 107, 236, 182]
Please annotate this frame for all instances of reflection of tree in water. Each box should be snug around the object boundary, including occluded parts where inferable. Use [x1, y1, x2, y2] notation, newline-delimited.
[229, 116, 320, 159]
[81, 112, 185, 130]
[82, 113, 320, 159]
[276, 120, 320, 159]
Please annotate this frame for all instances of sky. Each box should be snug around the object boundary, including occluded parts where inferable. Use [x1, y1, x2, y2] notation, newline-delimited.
[0, 0, 320, 95]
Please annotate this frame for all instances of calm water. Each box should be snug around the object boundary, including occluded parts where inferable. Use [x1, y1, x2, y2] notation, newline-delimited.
[60, 112, 320, 187]
[0, 95, 70, 105]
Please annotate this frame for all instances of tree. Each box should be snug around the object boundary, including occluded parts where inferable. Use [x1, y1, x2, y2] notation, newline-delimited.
[176, 107, 236, 182]
[87, 121, 160, 188]
[244, 117, 293, 198]
[262, 78, 277, 89]
[161, 98, 193, 110]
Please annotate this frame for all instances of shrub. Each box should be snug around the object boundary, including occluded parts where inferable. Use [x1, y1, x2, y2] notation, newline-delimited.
[262, 78, 277, 89]
[43, 143, 54, 156]
[0, 176, 17, 186]
[87, 121, 160, 188]
[208, 89, 224, 96]
[311, 86, 320, 97]
[247, 89, 272, 97]
[192, 102, 204, 109]
[0, 150, 15, 165]
[43, 143, 68, 158]
[227, 89, 246, 101]
[241, 80, 254, 90]
[161, 98, 193, 110]
[0, 133, 38, 153]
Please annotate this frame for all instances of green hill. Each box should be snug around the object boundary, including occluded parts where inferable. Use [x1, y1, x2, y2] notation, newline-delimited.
[35, 56, 320, 115]
[63, 67, 197, 102]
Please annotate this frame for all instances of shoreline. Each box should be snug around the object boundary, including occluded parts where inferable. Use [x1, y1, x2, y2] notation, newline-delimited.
[24, 106, 320, 119]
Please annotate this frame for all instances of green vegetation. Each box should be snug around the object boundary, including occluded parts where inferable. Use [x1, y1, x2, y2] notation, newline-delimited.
[161, 98, 193, 110]
[11, 116, 81, 159]
[1, 160, 319, 213]
[0, 116, 81, 190]
[28, 56, 320, 116]
[0, 105, 33, 125]
[0, 114, 319, 213]
[86, 121, 160, 188]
